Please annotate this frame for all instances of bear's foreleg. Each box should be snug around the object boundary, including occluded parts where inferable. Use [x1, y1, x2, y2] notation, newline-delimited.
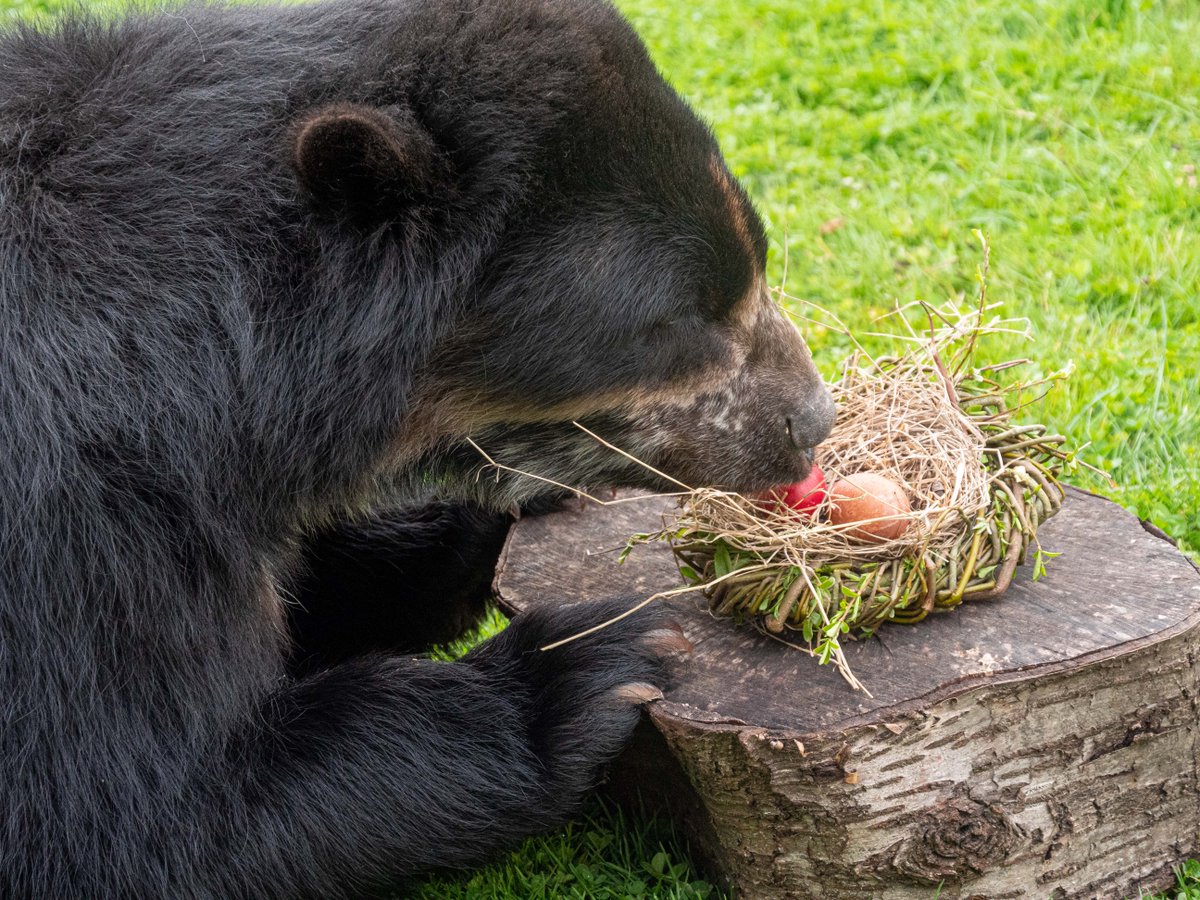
[212, 598, 678, 897]
[286, 501, 511, 670]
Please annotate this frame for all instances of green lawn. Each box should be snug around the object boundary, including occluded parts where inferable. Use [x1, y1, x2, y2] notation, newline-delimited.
[6, 0, 1197, 896]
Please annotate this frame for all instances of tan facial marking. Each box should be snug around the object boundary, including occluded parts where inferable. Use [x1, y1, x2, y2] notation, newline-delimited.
[708, 152, 755, 260]
[391, 356, 739, 463]
[728, 273, 772, 335]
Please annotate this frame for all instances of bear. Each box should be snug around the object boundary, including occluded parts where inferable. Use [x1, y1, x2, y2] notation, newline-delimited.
[0, 0, 836, 896]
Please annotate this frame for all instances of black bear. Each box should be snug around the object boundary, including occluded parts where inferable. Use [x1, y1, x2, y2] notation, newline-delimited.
[0, 0, 836, 895]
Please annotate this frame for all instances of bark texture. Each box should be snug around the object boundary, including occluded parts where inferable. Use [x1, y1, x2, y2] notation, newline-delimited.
[496, 489, 1200, 899]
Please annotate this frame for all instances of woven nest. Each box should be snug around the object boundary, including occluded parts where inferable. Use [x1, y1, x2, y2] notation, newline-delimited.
[652, 254, 1081, 689]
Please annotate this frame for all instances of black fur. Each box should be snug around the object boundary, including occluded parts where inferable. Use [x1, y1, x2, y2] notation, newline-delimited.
[286, 502, 512, 672]
[0, 0, 834, 896]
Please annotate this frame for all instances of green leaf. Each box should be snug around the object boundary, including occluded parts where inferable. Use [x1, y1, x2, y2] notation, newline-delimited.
[713, 543, 732, 578]
[585, 830, 612, 852]
[817, 640, 834, 665]
[648, 851, 670, 877]
[1033, 548, 1062, 581]
[618, 535, 648, 565]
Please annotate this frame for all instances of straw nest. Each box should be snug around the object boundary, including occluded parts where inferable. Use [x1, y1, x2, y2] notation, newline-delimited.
[653, 248, 1081, 688]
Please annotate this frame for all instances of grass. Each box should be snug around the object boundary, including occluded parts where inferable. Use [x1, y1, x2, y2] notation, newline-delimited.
[5, 0, 1197, 896]
[410, 800, 717, 900]
[1146, 860, 1200, 900]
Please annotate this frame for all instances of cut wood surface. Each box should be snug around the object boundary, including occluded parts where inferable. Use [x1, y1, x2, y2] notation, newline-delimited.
[495, 488, 1200, 899]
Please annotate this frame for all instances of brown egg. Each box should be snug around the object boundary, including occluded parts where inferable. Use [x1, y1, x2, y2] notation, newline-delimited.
[829, 473, 911, 542]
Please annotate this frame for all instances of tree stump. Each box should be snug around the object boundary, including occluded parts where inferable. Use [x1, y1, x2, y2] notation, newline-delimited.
[494, 488, 1200, 899]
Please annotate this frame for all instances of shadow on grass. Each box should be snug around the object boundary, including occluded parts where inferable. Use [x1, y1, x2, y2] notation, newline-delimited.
[404, 797, 721, 900]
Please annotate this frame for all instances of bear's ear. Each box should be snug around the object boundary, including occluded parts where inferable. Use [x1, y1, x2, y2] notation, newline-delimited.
[291, 103, 440, 224]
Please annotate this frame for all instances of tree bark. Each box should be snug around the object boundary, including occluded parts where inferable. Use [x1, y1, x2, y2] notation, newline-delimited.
[495, 488, 1200, 899]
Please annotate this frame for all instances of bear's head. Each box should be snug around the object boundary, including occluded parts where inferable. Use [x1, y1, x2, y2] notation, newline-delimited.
[288, 0, 835, 510]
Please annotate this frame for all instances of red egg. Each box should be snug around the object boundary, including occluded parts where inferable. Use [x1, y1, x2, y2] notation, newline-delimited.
[828, 473, 911, 542]
[760, 463, 827, 516]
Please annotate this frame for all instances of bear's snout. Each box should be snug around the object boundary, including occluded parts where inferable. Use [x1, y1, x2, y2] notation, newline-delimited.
[625, 330, 835, 495]
[707, 291, 836, 485]
[783, 386, 837, 453]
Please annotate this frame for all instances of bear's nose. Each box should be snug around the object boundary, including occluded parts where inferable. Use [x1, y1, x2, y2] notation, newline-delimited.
[784, 388, 837, 451]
